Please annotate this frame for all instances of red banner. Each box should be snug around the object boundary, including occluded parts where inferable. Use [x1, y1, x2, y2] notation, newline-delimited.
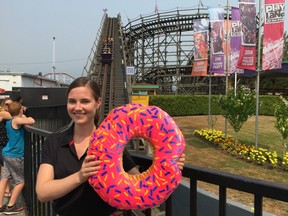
[237, 0, 256, 70]
[192, 61, 208, 76]
[223, 19, 231, 73]
[262, 0, 285, 70]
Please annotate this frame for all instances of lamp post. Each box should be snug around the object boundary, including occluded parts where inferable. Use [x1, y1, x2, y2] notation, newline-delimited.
[225, 0, 230, 137]
[52, 37, 56, 80]
[255, 0, 263, 149]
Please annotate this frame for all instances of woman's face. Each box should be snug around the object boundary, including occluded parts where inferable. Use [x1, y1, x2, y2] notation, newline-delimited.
[67, 86, 101, 126]
[2, 99, 12, 111]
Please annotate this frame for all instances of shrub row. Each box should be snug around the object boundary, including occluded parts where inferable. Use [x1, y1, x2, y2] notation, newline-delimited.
[149, 95, 283, 116]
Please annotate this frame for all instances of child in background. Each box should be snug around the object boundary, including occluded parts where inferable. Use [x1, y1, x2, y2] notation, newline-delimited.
[0, 101, 35, 214]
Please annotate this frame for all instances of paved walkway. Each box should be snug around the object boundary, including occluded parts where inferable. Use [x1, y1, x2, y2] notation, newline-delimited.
[0, 195, 26, 216]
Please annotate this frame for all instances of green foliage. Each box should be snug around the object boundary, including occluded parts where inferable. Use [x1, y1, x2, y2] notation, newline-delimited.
[258, 96, 284, 115]
[218, 86, 256, 133]
[149, 94, 282, 116]
[274, 100, 288, 158]
[283, 31, 288, 61]
[274, 102, 288, 140]
[149, 95, 222, 116]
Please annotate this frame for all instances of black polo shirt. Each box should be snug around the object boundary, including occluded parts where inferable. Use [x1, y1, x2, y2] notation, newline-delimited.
[41, 125, 136, 216]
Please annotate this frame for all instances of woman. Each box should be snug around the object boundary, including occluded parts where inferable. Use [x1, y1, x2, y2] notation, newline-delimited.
[0, 97, 13, 198]
[0, 98, 12, 148]
[36, 77, 185, 216]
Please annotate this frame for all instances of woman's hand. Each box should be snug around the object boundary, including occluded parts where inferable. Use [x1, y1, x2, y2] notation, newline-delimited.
[177, 153, 185, 171]
[78, 155, 101, 183]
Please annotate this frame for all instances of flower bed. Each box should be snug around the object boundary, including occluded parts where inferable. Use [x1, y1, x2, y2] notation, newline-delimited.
[193, 129, 288, 171]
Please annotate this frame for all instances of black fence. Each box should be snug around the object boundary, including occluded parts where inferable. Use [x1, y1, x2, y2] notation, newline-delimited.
[23, 126, 288, 216]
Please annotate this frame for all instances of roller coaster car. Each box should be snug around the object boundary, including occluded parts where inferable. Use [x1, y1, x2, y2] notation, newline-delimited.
[101, 53, 113, 63]
[101, 38, 113, 63]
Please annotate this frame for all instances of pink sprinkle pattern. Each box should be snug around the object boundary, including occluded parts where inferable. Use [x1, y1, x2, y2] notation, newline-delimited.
[88, 103, 185, 210]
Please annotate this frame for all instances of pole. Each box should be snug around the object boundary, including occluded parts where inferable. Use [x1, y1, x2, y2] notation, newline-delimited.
[208, 73, 212, 129]
[234, 73, 237, 96]
[208, 2, 212, 130]
[52, 37, 56, 80]
[255, 0, 263, 149]
[224, 0, 230, 137]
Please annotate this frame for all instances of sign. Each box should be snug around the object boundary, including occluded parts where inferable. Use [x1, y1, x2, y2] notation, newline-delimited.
[262, 0, 285, 70]
[126, 66, 135, 76]
[237, 0, 257, 70]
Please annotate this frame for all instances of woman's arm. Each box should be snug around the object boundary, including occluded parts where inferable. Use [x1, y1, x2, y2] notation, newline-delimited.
[36, 155, 101, 202]
[0, 111, 11, 120]
[127, 167, 140, 175]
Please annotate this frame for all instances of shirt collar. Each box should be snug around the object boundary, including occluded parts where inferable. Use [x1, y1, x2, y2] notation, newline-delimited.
[60, 123, 74, 147]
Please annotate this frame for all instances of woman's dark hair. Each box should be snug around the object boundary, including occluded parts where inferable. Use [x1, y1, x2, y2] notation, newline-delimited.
[13, 95, 23, 103]
[67, 77, 102, 126]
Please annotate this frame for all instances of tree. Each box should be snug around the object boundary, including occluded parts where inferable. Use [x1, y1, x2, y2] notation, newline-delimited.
[274, 100, 288, 159]
[283, 31, 288, 61]
[219, 86, 256, 146]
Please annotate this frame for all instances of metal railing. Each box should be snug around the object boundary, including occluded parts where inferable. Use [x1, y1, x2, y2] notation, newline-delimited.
[23, 126, 288, 216]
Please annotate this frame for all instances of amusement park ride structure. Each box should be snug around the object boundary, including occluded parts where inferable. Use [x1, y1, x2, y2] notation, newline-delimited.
[83, 6, 236, 95]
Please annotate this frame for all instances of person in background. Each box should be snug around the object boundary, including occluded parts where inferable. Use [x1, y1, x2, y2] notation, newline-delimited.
[12, 95, 27, 113]
[36, 77, 185, 216]
[0, 101, 35, 214]
[0, 98, 13, 198]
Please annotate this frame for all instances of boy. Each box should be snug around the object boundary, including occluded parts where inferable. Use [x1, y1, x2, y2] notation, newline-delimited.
[0, 101, 35, 214]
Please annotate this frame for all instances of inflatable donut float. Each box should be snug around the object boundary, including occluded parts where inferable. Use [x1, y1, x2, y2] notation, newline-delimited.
[88, 103, 185, 210]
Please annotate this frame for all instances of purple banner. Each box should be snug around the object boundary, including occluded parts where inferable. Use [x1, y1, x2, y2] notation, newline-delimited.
[208, 7, 225, 74]
[230, 7, 244, 74]
[210, 55, 225, 72]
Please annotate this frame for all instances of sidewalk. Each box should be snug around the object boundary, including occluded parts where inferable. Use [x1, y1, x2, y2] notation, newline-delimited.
[0, 194, 26, 216]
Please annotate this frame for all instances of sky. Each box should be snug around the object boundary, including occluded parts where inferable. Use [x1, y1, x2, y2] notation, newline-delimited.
[0, 0, 287, 79]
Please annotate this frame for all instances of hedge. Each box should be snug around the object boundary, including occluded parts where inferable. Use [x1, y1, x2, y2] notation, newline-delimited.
[148, 95, 283, 117]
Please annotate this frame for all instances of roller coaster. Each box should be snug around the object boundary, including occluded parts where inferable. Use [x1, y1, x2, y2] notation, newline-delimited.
[82, 6, 231, 119]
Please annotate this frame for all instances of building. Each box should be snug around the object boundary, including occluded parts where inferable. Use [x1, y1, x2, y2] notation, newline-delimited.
[0, 72, 68, 92]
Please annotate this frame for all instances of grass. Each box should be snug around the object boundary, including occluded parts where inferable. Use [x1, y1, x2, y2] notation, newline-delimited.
[173, 115, 288, 216]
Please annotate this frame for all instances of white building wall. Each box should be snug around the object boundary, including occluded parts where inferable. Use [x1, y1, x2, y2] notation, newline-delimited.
[0, 74, 61, 91]
[22, 76, 59, 87]
[0, 75, 22, 91]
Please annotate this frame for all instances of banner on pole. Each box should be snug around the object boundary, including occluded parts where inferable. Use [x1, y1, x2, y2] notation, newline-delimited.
[223, 19, 232, 73]
[262, 0, 285, 70]
[208, 7, 225, 74]
[192, 19, 209, 76]
[230, 7, 244, 74]
[237, 0, 256, 70]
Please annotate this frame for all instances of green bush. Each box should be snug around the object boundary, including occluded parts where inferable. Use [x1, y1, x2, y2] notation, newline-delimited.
[149, 95, 283, 117]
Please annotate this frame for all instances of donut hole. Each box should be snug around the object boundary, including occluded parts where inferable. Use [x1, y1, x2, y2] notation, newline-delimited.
[125, 137, 156, 177]
[130, 137, 154, 156]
